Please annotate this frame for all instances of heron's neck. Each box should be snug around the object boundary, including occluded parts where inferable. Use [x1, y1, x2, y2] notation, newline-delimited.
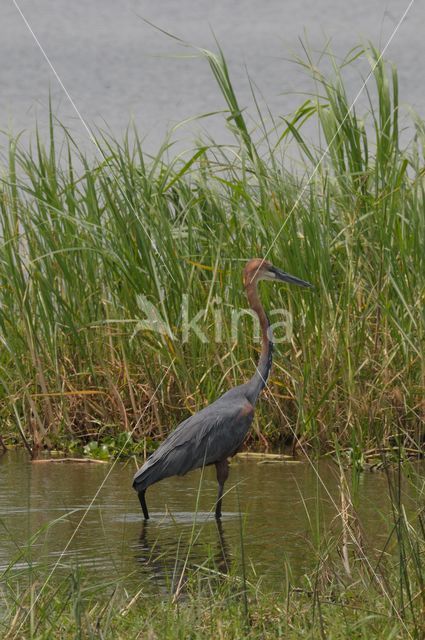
[244, 281, 274, 404]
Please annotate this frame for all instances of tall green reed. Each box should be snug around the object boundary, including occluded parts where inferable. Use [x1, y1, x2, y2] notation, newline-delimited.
[0, 43, 423, 455]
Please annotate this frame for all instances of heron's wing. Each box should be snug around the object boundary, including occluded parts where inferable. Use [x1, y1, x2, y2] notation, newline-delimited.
[133, 392, 254, 490]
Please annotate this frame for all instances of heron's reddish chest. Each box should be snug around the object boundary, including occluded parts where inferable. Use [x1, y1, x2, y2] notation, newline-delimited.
[239, 402, 254, 418]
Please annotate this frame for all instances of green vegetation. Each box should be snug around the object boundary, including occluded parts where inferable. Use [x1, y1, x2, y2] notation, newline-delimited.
[1, 38, 424, 640]
[0, 44, 424, 459]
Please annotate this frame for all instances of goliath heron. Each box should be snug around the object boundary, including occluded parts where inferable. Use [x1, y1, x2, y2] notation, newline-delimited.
[133, 258, 312, 519]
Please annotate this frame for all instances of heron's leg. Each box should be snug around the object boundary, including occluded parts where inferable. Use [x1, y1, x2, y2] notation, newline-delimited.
[215, 459, 229, 519]
[138, 490, 149, 520]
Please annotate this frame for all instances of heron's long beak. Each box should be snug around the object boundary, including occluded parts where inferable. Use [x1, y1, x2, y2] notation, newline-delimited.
[270, 266, 313, 289]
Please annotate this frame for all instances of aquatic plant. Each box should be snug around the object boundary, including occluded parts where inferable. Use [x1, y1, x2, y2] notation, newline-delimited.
[0, 43, 423, 457]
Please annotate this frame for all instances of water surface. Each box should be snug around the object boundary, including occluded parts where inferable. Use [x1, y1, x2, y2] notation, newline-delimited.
[1, 1, 424, 153]
[0, 450, 421, 595]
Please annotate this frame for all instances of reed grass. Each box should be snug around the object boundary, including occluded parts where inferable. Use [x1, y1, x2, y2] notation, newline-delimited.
[0, 43, 424, 456]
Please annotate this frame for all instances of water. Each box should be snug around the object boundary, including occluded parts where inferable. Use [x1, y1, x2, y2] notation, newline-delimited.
[0, 450, 421, 594]
[1, 1, 425, 154]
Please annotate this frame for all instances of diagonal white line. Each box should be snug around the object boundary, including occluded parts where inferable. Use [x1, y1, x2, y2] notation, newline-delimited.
[254, 358, 413, 638]
[13, 359, 175, 638]
[10, 0, 416, 635]
[251, 0, 415, 283]
[9, 5, 175, 632]
[12, 0, 95, 143]
[12, 0, 176, 283]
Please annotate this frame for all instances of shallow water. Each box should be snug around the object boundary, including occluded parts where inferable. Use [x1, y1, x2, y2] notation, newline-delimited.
[0, 450, 422, 595]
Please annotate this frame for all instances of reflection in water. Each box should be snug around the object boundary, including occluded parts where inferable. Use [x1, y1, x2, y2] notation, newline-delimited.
[136, 520, 171, 594]
[134, 518, 232, 594]
[0, 451, 423, 595]
[215, 519, 231, 575]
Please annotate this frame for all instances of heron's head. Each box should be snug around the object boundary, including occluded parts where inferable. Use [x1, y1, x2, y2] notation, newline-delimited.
[243, 258, 313, 289]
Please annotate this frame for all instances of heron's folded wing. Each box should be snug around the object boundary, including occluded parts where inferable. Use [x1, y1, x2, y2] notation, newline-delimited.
[133, 395, 254, 487]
